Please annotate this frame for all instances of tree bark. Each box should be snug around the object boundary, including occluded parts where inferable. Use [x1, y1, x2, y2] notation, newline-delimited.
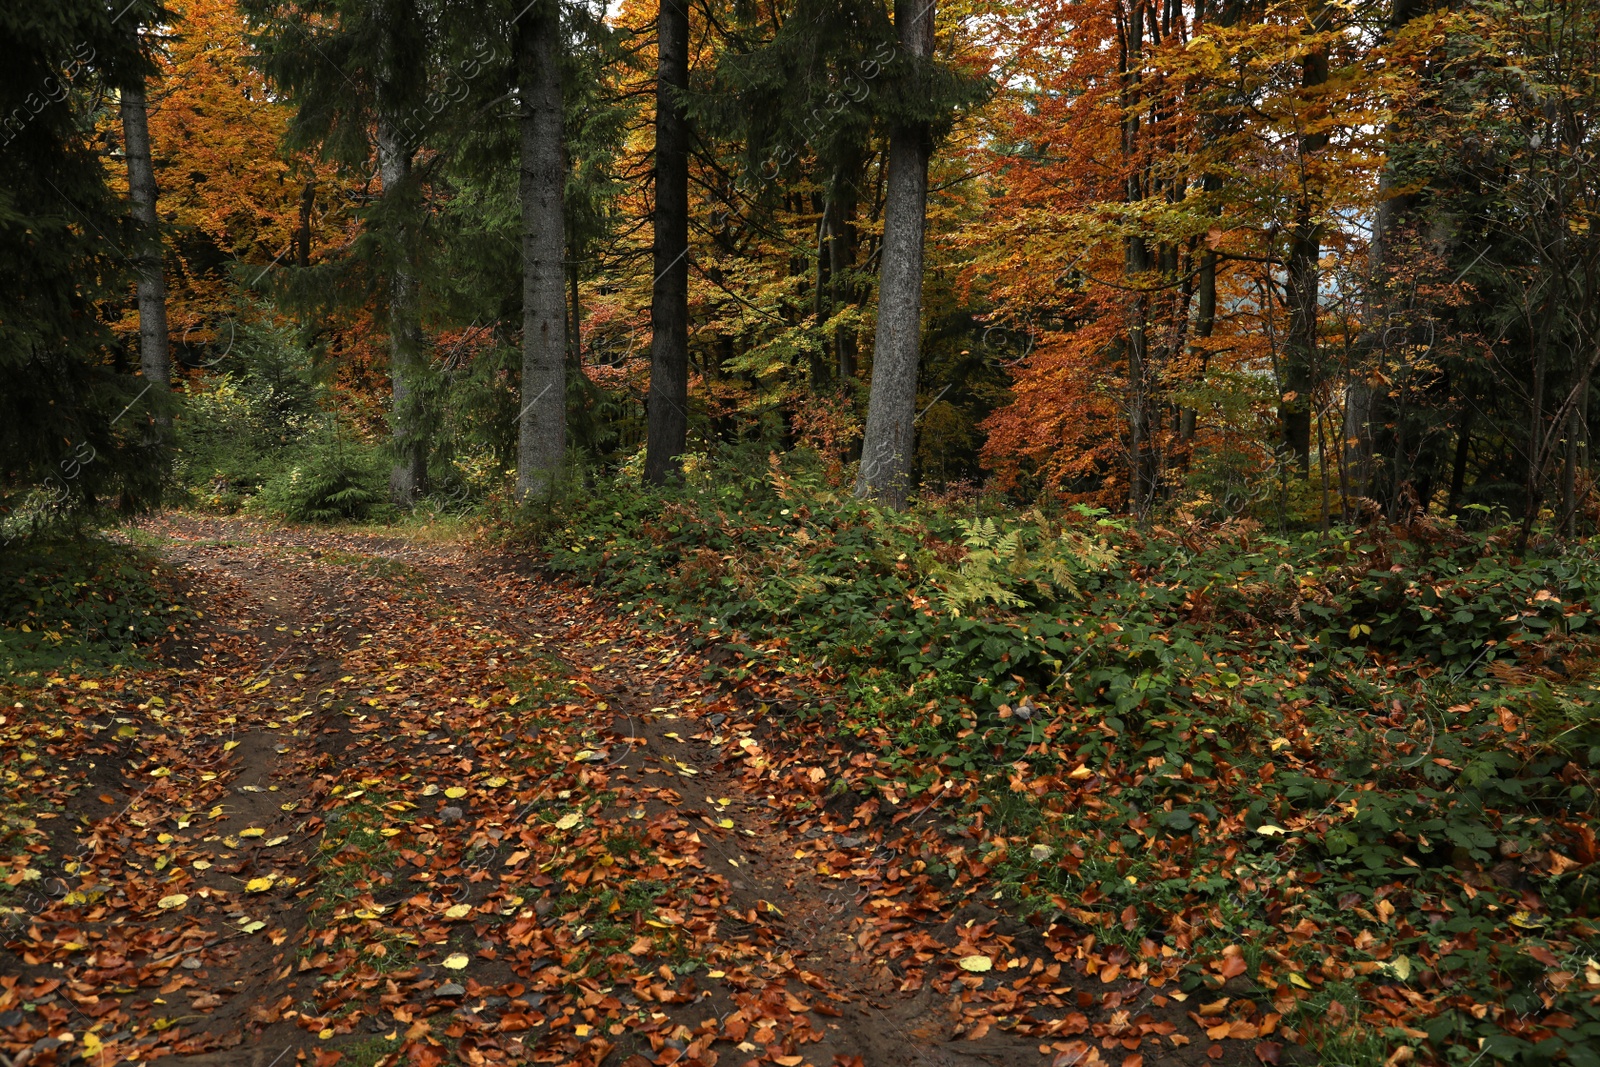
[828, 151, 862, 383]
[1281, 0, 1330, 474]
[1446, 405, 1471, 514]
[644, 0, 691, 485]
[377, 117, 428, 504]
[295, 180, 316, 267]
[120, 75, 171, 430]
[1120, 1, 1159, 514]
[516, 0, 568, 501]
[855, 0, 936, 507]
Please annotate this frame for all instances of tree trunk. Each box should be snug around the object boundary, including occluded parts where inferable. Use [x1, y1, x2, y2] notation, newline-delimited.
[120, 75, 170, 430]
[829, 153, 861, 383]
[1561, 365, 1590, 536]
[516, 0, 568, 502]
[1179, 244, 1217, 448]
[644, 0, 691, 485]
[1119, 1, 1159, 515]
[1446, 405, 1471, 514]
[377, 118, 428, 504]
[855, 0, 936, 507]
[1281, 0, 1330, 474]
[295, 180, 316, 267]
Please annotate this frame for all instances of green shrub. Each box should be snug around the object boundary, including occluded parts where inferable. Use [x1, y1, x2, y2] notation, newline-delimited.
[529, 453, 1600, 1065]
[0, 535, 193, 674]
[250, 433, 388, 523]
[174, 316, 327, 510]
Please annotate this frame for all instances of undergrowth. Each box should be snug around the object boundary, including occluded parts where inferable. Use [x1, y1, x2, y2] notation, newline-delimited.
[0, 535, 194, 675]
[531, 452, 1600, 1067]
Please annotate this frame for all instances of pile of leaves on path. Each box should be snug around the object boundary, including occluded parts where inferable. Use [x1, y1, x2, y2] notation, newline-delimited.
[538, 457, 1600, 1066]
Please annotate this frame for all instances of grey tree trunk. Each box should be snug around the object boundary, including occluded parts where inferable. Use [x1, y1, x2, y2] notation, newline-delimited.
[120, 78, 170, 429]
[855, 0, 935, 507]
[516, 0, 568, 501]
[377, 118, 428, 504]
[644, 0, 691, 485]
[1281, 0, 1331, 475]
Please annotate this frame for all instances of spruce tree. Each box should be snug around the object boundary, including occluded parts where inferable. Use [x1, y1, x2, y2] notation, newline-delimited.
[0, 1, 171, 526]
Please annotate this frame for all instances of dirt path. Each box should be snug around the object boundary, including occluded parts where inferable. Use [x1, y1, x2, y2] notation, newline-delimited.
[2, 516, 1268, 1067]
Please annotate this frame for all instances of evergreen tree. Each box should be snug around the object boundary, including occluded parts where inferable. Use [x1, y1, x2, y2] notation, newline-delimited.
[242, 0, 436, 505]
[0, 1, 171, 526]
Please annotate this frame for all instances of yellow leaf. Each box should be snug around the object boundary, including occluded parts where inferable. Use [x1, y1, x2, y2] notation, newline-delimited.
[421, 783, 439, 797]
[716, 818, 734, 829]
[192, 860, 212, 871]
[555, 813, 581, 830]
[150, 767, 172, 778]
[1256, 824, 1287, 837]
[380, 828, 401, 837]
[157, 893, 189, 910]
[319, 1029, 334, 1040]
[441, 953, 470, 970]
[245, 877, 274, 893]
[1068, 765, 1092, 779]
[223, 740, 241, 752]
[958, 956, 993, 973]
[485, 776, 507, 788]
[1509, 910, 1545, 929]
[1288, 972, 1313, 989]
[444, 787, 467, 799]
[265, 836, 288, 847]
[239, 827, 266, 838]
[444, 904, 472, 919]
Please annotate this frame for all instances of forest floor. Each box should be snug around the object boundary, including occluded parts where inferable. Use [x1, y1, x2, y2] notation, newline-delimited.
[1, 514, 1294, 1067]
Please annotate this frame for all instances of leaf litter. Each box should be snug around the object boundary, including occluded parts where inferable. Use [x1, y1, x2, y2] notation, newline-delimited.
[10, 515, 1591, 1067]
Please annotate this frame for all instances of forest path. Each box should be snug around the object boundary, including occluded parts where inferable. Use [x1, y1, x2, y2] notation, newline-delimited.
[9, 513, 1113, 1067]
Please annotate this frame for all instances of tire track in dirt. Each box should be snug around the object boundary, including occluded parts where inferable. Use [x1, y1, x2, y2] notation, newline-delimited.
[5, 514, 1259, 1067]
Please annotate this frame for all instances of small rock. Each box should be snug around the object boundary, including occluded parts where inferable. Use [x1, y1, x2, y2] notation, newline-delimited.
[180, 957, 202, 970]
[434, 982, 465, 998]
[836, 835, 864, 848]
[534, 898, 553, 917]
[482, 997, 508, 1009]
[0, 1010, 23, 1027]
[707, 713, 726, 727]
[438, 806, 464, 824]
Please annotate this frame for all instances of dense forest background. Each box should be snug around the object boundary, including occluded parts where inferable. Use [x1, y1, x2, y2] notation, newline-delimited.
[5, 0, 1599, 533]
